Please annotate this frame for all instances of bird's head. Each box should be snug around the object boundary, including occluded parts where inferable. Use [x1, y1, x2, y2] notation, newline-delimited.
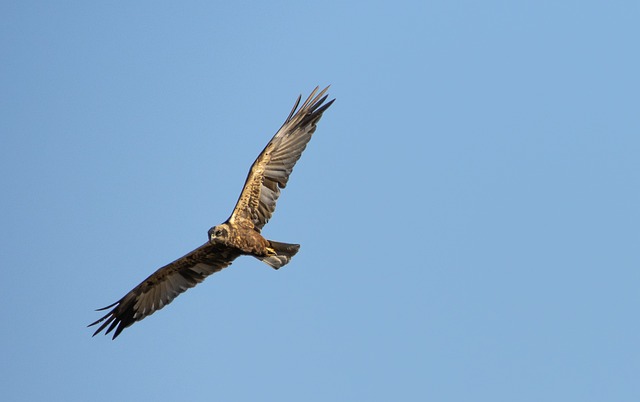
[208, 224, 229, 244]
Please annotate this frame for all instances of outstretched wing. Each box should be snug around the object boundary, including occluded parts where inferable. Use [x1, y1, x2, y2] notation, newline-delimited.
[230, 86, 334, 231]
[89, 243, 241, 339]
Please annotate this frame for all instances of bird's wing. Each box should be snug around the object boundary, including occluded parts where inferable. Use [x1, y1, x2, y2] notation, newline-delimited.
[230, 86, 334, 231]
[89, 242, 241, 339]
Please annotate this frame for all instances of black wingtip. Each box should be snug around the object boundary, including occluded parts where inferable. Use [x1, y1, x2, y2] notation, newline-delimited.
[286, 94, 303, 121]
[94, 301, 119, 312]
[88, 301, 124, 339]
[287, 86, 333, 117]
[316, 97, 335, 115]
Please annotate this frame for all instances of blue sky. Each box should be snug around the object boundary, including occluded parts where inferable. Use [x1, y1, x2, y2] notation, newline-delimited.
[1, 1, 639, 401]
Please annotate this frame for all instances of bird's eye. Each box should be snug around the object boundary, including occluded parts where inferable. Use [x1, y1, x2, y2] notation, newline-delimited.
[215, 230, 223, 237]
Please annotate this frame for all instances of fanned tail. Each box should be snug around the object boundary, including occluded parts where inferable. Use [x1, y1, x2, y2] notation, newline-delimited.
[259, 240, 300, 269]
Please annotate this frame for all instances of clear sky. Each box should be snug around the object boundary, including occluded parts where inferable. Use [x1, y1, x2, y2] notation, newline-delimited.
[1, 1, 638, 401]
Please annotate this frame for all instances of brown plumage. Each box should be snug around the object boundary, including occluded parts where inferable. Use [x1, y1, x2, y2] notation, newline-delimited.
[89, 87, 334, 339]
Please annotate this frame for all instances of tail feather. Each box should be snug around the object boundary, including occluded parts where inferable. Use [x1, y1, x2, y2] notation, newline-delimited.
[259, 240, 300, 269]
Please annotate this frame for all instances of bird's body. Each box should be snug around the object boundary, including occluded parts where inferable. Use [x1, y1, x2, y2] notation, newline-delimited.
[89, 87, 333, 339]
[209, 222, 272, 257]
[208, 222, 299, 268]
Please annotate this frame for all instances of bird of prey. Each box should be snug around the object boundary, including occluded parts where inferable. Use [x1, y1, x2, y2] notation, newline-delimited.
[89, 86, 334, 339]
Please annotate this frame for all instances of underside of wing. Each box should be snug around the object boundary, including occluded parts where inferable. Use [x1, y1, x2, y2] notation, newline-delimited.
[231, 86, 335, 231]
[89, 242, 241, 339]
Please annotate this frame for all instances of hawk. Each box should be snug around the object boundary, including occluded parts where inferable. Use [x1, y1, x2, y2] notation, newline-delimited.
[89, 87, 334, 339]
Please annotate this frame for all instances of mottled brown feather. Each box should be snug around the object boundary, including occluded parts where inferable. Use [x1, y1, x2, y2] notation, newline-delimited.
[230, 86, 335, 231]
[88, 243, 241, 339]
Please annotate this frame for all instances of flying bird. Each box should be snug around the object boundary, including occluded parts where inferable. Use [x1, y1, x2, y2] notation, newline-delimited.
[89, 87, 334, 339]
